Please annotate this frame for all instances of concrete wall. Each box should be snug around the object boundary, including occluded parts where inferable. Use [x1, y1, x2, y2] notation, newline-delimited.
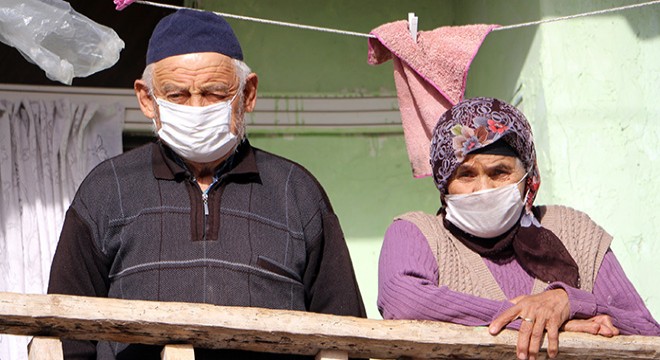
[201, 0, 660, 319]
[203, 0, 453, 96]
[461, 0, 660, 319]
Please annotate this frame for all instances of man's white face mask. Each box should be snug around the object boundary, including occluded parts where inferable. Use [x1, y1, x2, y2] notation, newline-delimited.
[444, 174, 527, 238]
[154, 94, 238, 163]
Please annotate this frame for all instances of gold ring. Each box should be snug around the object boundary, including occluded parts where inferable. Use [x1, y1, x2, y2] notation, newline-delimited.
[523, 317, 534, 323]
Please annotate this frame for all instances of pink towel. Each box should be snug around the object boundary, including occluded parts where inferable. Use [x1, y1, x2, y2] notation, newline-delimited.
[369, 20, 499, 178]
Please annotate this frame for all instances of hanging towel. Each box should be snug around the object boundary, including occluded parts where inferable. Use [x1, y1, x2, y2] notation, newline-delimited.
[368, 20, 499, 178]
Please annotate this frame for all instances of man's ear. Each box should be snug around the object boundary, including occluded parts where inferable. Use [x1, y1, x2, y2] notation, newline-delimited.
[242, 73, 258, 113]
[135, 79, 157, 120]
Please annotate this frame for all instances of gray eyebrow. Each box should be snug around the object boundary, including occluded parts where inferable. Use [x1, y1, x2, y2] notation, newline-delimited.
[160, 83, 186, 93]
[199, 83, 232, 93]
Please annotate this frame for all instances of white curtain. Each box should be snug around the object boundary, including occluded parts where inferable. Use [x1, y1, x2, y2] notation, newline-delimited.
[0, 98, 124, 360]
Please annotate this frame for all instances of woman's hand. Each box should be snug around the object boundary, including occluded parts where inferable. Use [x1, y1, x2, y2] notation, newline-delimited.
[562, 314, 619, 337]
[488, 289, 570, 360]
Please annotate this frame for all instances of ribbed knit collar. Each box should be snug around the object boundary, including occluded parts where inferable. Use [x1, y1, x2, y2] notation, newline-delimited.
[152, 139, 260, 183]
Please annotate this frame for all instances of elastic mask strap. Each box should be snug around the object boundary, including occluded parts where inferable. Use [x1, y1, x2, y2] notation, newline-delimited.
[520, 169, 541, 228]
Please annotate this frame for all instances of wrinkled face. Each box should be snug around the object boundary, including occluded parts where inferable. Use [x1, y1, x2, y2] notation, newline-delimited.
[151, 52, 242, 134]
[446, 153, 526, 196]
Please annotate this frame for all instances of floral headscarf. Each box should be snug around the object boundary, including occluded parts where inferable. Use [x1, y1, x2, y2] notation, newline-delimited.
[429, 98, 581, 287]
[430, 97, 541, 215]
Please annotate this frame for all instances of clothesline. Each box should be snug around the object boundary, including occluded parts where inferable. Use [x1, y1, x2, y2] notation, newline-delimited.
[135, 0, 660, 37]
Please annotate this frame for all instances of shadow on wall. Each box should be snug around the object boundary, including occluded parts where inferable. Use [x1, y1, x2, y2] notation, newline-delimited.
[457, 0, 540, 101]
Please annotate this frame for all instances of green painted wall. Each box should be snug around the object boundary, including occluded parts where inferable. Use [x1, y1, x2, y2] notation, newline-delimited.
[462, 0, 660, 319]
[202, 1, 660, 320]
[203, 0, 453, 96]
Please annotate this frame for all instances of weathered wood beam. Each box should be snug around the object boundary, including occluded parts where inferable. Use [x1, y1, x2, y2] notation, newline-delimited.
[1, 292, 659, 359]
[315, 349, 348, 360]
[161, 344, 195, 360]
[27, 337, 62, 360]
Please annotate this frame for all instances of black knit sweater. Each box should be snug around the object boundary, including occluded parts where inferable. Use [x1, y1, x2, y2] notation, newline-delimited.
[48, 140, 366, 359]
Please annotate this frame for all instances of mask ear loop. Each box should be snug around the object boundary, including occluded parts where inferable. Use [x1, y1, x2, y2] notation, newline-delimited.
[151, 91, 162, 134]
[151, 118, 159, 134]
[147, 89, 161, 134]
[520, 168, 541, 228]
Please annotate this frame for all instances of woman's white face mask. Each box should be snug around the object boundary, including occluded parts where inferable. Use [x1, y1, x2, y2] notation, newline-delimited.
[444, 174, 527, 238]
[153, 94, 238, 163]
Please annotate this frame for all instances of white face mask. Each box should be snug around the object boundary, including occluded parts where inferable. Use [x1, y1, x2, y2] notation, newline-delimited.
[154, 95, 239, 163]
[444, 175, 526, 238]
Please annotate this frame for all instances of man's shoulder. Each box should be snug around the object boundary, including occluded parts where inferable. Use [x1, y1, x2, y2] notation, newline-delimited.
[87, 143, 154, 175]
[109, 142, 155, 166]
[252, 147, 323, 184]
[251, 146, 332, 205]
[76, 143, 155, 194]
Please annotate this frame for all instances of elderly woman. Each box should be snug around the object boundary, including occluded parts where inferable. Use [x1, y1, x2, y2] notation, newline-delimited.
[378, 97, 660, 360]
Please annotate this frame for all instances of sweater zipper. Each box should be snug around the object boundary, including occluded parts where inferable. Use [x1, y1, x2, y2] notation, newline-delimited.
[192, 176, 212, 241]
[202, 192, 209, 241]
[200, 176, 220, 241]
[202, 192, 210, 216]
[192, 173, 223, 241]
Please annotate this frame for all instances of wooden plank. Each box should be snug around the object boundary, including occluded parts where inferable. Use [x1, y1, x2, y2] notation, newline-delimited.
[1, 292, 659, 359]
[27, 337, 63, 360]
[315, 349, 348, 360]
[161, 344, 195, 360]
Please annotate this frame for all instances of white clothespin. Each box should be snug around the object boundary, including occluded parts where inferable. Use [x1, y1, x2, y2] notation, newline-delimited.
[408, 12, 418, 42]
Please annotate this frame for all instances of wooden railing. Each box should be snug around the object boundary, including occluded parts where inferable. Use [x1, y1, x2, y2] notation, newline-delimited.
[1, 292, 659, 359]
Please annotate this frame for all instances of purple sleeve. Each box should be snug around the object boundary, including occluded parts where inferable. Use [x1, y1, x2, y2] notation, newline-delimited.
[377, 219, 514, 326]
[547, 249, 660, 336]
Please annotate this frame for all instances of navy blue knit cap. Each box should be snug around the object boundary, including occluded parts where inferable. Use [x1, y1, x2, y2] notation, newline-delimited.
[146, 8, 243, 64]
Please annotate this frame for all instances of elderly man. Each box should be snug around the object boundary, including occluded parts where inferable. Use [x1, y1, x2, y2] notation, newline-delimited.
[378, 97, 660, 360]
[48, 8, 365, 359]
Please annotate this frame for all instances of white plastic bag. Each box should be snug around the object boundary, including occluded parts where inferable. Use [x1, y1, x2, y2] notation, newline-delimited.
[0, 0, 125, 85]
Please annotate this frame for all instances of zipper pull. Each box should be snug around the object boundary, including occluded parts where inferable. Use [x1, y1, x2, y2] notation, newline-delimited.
[202, 193, 209, 216]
